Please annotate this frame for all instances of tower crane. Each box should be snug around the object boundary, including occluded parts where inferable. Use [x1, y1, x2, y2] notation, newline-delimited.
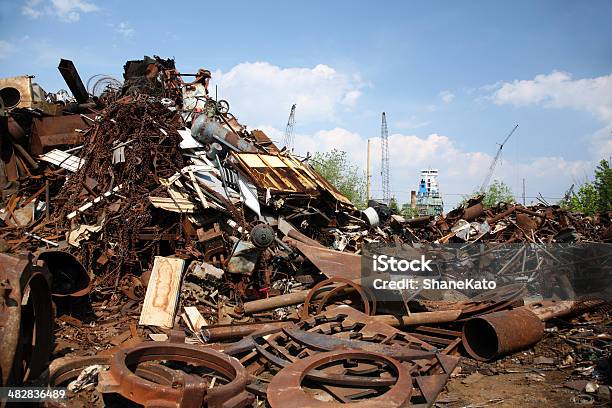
[381, 112, 391, 203]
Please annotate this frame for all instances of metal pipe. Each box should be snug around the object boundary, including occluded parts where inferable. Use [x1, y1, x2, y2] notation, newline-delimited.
[57, 59, 89, 104]
[201, 321, 293, 342]
[372, 310, 462, 327]
[462, 308, 544, 361]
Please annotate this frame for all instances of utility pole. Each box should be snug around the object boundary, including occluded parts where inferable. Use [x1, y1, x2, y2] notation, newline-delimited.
[381, 112, 390, 204]
[283, 104, 296, 151]
[366, 139, 372, 201]
[522, 178, 526, 205]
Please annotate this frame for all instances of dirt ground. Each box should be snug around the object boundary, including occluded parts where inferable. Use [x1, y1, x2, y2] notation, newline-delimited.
[436, 312, 611, 408]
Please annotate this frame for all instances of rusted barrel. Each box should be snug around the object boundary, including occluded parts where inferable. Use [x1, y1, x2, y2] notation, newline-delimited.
[462, 308, 544, 361]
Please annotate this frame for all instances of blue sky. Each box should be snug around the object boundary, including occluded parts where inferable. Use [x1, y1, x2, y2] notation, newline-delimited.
[1, 0, 611, 208]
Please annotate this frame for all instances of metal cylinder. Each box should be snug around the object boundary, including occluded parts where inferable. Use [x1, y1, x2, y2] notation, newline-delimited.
[463, 202, 484, 221]
[191, 115, 256, 153]
[462, 308, 544, 361]
[362, 207, 380, 227]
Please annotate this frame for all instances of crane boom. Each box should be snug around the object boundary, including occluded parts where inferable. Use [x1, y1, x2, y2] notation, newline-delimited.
[283, 104, 296, 150]
[480, 124, 518, 192]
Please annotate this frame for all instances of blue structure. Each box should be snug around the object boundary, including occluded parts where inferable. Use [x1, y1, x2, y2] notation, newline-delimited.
[416, 169, 443, 216]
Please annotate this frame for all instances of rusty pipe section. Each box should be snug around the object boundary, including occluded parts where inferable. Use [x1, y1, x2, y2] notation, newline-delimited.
[57, 59, 89, 104]
[462, 308, 544, 361]
[372, 309, 462, 327]
[201, 321, 293, 342]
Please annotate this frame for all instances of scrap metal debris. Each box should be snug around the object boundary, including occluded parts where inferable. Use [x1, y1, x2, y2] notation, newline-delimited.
[0, 56, 610, 407]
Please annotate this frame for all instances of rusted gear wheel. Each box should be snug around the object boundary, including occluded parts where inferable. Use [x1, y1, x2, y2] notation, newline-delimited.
[267, 350, 413, 408]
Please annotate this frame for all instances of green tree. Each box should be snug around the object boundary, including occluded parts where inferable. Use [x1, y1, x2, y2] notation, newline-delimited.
[389, 198, 399, 212]
[594, 159, 612, 211]
[561, 159, 612, 214]
[565, 183, 599, 215]
[400, 203, 419, 218]
[310, 149, 367, 209]
[464, 180, 515, 209]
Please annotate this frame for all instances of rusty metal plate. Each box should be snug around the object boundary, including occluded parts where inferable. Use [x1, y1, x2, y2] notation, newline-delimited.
[30, 115, 88, 155]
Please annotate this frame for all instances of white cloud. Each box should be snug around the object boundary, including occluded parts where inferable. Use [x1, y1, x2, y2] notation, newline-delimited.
[251, 124, 592, 208]
[440, 90, 455, 104]
[0, 40, 15, 60]
[211, 62, 364, 127]
[21, 0, 43, 18]
[491, 71, 612, 122]
[116, 22, 135, 38]
[21, 0, 99, 22]
[490, 71, 612, 159]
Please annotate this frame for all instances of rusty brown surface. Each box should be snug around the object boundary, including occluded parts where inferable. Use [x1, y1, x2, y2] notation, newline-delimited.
[30, 115, 87, 155]
[98, 340, 252, 408]
[0, 253, 53, 387]
[266, 350, 414, 408]
[230, 151, 353, 205]
[462, 307, 545, 361]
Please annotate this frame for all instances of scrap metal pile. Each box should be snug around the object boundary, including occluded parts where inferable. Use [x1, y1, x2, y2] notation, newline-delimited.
[0, 57, 610, 407]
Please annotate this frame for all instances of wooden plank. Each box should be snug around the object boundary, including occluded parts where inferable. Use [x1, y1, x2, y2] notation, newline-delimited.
[148, 197, 196, 213]
[139, 257, 185, 328]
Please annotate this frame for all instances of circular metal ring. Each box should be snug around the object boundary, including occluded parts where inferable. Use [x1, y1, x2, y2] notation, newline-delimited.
[301, 277, 374, 320]
[104, 341, 251, 408]
[267, 350, 413, 408]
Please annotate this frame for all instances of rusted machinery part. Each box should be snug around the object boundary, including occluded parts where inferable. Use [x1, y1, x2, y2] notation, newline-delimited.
[301, 277, 375, 320]
[46, 357, 192, 408]
[18, 269, 54, 383]
[282, 327, 437, 360]
[200, 320, 292, 342]
[267, 350, 413, 408]
[48, 355, 110, 386]
[0, 253, 54, 387]
[251, 338, 397, 387]
[98, 341, 252, 408]
[462, 307, 544, 361]
[457, 283, 526, 319]
[34, 250, 91, 297]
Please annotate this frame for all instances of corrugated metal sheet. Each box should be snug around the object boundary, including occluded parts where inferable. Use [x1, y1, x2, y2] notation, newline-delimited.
[39, 149, 84, 172]
[231, 152, 352, 205]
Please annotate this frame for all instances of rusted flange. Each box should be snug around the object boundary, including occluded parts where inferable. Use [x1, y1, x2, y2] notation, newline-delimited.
[266, 349, 413, 408]
[301, 277, 375, 320]
[47, 356, 196, 408]
[462, 307, 544, 361]
[98, 341, 252, 408]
